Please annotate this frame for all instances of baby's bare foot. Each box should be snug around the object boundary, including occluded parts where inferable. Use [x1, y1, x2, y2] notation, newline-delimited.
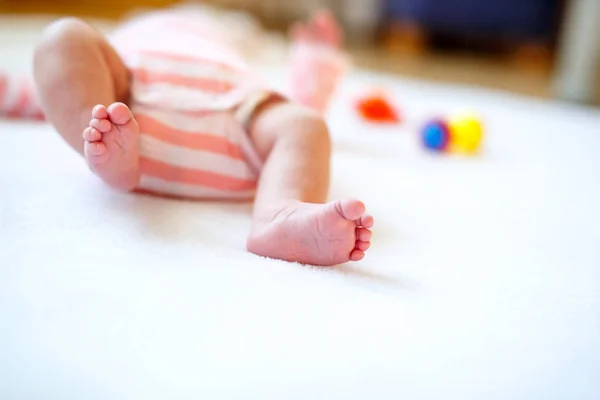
[289, 10, 346, 112]
[83, 102, 140, 191]
[291, 10, 342, 48]
[247, 199, 374, 266]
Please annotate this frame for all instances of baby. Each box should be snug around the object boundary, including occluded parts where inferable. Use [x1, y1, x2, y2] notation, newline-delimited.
[15, 9, 374, 266]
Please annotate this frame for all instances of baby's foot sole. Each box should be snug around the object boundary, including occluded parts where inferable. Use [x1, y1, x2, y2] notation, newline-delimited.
[83, 102, 140, 191]
[248, 199, 373, 266]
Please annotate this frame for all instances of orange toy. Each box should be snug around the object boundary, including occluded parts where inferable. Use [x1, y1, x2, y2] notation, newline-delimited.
[355, 92, 401, 124]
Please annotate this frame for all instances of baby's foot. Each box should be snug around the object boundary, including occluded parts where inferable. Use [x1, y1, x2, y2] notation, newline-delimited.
[291, 9, 343, 48]
[83, 102, 140, 191]
[289, 10, 347, 113]
[247, 199, 374, 266]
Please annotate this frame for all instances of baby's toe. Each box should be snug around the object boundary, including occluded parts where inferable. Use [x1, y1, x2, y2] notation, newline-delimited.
[92, 104, 108, 119]
[356, 228, 372, 242]
[335, 199, 366, 221]
[84, 141, 108, 161]
[90, 117, 112, 133]
[356, 241, 371, 252]
[314, 13, 335, 36]
[350, 249, 365, 262]
[357, 214, 374, 229]
[83, 127, 102, 142]
[107, 102, 133, 125]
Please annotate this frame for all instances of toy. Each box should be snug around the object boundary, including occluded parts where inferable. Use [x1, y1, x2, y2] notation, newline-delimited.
[421, 119, 450, 151]
[421, 113, 483, 154]
[447, 113, 483, 153]
[356, 92, 401, 124]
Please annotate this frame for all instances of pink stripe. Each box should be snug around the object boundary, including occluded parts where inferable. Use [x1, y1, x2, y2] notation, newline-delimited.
[0, 75, 7, 106]
[135, 113, 245, 159]
[139, 157, 256, 191]
[136, 49, 240, 72]
[131, 67, 234, 93]
[7, 81, 31, 118]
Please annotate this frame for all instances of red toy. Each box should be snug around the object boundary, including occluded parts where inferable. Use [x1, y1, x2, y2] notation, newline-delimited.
[355, 91, 401, 124]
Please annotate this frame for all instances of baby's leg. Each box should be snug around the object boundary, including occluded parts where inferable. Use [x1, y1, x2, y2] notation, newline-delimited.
[34, 18, 139, 191]
[246, 102, 374, 266]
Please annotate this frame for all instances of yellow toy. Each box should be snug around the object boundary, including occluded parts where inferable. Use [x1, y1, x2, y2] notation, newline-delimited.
[447, 113, 484, 154]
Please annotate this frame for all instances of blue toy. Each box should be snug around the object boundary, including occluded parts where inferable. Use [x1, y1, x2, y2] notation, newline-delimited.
[421, 119, 450, 151]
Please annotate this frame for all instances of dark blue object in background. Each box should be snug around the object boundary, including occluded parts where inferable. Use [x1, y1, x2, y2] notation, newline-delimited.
[384, 0, 560, 41]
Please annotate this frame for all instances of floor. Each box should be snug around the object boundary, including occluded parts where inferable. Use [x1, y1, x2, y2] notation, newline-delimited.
[349, 46, 553, 99]
[2, 48, 600, 400]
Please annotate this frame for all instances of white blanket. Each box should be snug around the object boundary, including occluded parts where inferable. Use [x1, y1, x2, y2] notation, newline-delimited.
[1, 15, 599, 400]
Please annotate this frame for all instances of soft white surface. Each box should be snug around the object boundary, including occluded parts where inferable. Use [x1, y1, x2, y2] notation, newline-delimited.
[1, 15, 600, 400]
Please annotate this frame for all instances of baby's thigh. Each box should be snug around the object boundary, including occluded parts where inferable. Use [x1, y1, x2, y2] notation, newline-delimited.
[35, 18, 130, 103]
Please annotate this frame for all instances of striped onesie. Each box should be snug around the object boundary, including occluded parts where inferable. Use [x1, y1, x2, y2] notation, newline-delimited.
[0, 10, 347, 200]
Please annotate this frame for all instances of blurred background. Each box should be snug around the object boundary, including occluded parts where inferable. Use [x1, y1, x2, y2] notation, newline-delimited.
[1, 0, 598, 106]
